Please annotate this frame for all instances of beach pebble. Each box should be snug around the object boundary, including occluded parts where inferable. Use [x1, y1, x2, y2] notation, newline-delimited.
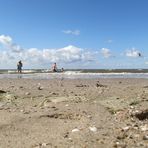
[133, 134, 140, 138]
[42, 143, 47, 147]
[130, 106, 134, 109]
[25, 92, 31, 95]
[72, 128, 80, 133]
[121, 126, 130, 131]
[37, 86, 43, 90]
[89, 126, 97, 132]
[0, 90, 6, 93]
[37, 83, 43, 90]
[140, 125, 148, 131]
[143, 135, 148, 140]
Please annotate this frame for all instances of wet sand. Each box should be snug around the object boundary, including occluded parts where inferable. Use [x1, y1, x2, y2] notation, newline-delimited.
[0, 78, 147, 148]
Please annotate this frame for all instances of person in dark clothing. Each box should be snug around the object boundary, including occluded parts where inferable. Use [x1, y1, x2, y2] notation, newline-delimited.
[17, 60, 23, 73]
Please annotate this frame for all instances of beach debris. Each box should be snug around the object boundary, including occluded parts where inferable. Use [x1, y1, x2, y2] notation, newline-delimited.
[63, 132, 69, 138]
[39, 112, 82, 120]
[37, 83, 43, 90]
[143, 135, 148, 140]
[41, 143, 47, 147]
[95, 82, 107, 88]
[134, 109, 148, 120]
[72, 128, 80, 133]
[130, 106, 134, 109]
[25, 92, 31, 95]
[89, 126, 97, 132]
[33, 142, 50, 148]
[38, 99, 51, 107]
[140, 125, 148, 132]
[50, 96, 68, 103]
[143, 85, 148, 88]
[37, 86, 43, 90]
[121, 126, 130, 132]
[75, 84, 89, 87]
[20, 109, 24, 112]
[114, 142, 127, 148]
[0, 90, 6, 94]
[50, 92, 59, 95]
[129, 100, 139, 106]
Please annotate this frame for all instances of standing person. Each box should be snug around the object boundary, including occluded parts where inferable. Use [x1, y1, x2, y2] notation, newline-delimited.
[61, 68, 64, 72]
[52, 63, 57, 72]
[17, 60, 23, 73]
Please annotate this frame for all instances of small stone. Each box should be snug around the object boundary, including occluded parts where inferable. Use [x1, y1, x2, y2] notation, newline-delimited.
[140, 125, 148, 131]
[37, 86, 43, 90]
[130, 106, 134, 109]
[25, 92, 31, 95]
[42, 143, 47, 147]
[72, 128, 80, 132]
[143, 135, 148, 140]
[121, 126, 130, 131]
[89, 126, 97, 132]
[134, 134, 139, 138]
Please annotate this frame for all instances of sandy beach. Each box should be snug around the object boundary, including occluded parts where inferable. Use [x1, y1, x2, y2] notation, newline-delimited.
[0, 78, 147, 148]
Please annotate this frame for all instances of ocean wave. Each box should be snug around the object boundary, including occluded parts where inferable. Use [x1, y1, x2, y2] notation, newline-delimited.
[8, 70, 37, 74]
[1, 70, 148, 79]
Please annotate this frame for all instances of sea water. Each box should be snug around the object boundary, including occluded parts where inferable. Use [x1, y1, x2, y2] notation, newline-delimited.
[0, 69, 148, 79]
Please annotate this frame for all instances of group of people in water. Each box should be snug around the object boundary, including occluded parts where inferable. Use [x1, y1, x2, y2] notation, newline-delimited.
[17, 61, 64, 73]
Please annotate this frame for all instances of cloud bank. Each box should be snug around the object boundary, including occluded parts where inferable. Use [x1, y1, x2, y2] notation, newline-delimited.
[0, 35, 95, 68]
[101, 48, 112, 58]
[125, 48, 142, 58]
[0, 35, 145, 69]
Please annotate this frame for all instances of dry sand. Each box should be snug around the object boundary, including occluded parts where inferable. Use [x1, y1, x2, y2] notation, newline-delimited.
[0, 78, 147, 148]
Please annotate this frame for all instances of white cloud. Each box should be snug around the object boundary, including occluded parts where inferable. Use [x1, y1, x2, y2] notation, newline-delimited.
[0, 35, 96, 68]
[62, 30, 80, 35]
[0, 35, 12, 45]
[0, 35, 23, 53]
[101, 48, 112, 58]
[126, 48, 142, 58]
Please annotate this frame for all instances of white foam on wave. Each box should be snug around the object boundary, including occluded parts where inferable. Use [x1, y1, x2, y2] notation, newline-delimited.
[1, 72, 148, 79]
[63, 71, 81, 75]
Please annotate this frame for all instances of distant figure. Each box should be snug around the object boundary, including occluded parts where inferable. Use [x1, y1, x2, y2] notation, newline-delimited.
[17, 60, 23, 73]
[52, 63, 57, 72]
[61, 68, 64, 72]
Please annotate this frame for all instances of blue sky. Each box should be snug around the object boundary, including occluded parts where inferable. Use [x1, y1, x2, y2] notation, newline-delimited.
[0, 0, 148, 69]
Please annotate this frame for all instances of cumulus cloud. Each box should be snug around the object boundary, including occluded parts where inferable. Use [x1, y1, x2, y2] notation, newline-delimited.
[0, 35, 23, 53]
[0, 35, 12, 45]
[101, 48, 112, 58]
[125, 48, 142, 58]
[145, 61, 148, 65]
[62, 30, 80, 35]
[0, 35, 96, 68]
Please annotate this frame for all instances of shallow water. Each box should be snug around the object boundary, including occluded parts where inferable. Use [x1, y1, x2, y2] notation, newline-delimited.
[0, 72, 148, 79]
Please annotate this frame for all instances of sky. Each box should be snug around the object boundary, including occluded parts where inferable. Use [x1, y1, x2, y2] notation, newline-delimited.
[0, 0, 148, 69]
